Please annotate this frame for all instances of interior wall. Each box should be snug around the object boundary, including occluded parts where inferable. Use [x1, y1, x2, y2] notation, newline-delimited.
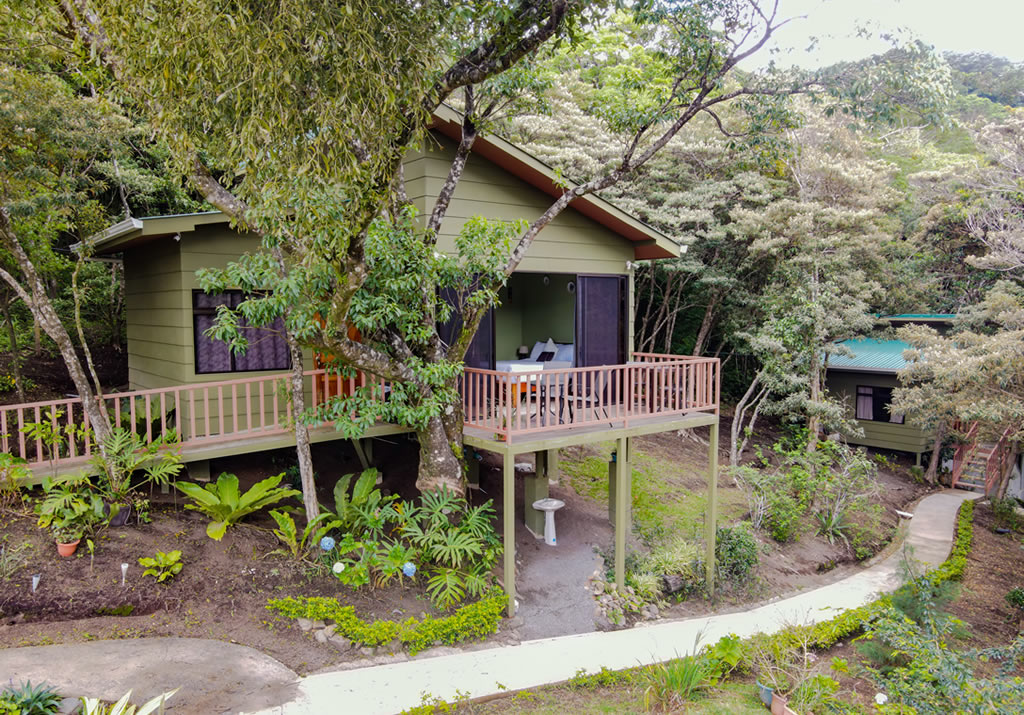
[494, 272, 576, 360]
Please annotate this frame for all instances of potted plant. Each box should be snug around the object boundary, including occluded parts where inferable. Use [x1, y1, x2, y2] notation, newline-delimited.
[35, 473, 107, 556]
[52, 520, 85, 556]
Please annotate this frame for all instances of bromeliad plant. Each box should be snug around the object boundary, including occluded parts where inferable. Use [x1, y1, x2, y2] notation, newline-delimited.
[175, 472, 300, 540]
[268, 510, 342, 562]
[138, 550, 183, 583]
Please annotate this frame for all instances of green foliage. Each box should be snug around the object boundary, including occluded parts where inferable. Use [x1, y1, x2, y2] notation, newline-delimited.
[400, 488, 502, 610]
[268, 510, 341, 562]
[331, 469, 390, 535]
[175, 472, 300, 540]
[138, 550, 183, 583]
[266, 593, 505, 655]
[0, 695, 19, 715]
[0, 681, 61, 715]
[0, 374, 35, 392]
[90, 428, 183, 506]
[567, 666, 639, 690]
[991, 497, 1024, 532]
[0, 453, 30, 511]
[1004, 587, 1024, 613]
[715, 523, 758, 583]
[34, 473, 108, 542]
[625, 570, 663, 603]
[80, 689, 177, 715]
[642, 641, 714, 711]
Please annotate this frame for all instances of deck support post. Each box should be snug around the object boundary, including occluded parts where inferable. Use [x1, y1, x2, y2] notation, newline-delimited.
[186, 459, 211, 484]
[544, 449, 560, 485]
[466, 449, 481, 491]
[524, 453, 548, 539]
[352, 439, 370, 471]
[614, 436, 629, 589]
[502, 449, 516, 617]
[704, 420, 719, 597]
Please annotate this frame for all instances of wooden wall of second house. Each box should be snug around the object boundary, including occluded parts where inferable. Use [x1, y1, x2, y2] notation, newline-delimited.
[826, 371, 932, 454]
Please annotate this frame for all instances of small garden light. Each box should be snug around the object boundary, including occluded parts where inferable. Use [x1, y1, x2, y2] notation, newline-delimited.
[320, 536, 336, 551]
[121, 562, 129, 586]
[31, 574, 40, 593]
[402, 562, 416, 578]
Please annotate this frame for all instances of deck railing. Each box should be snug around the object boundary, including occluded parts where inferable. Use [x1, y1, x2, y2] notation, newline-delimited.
[950, 421, 979, 488]
[2, 354, 720, 470]
[984, 425, 1016, 495]
[463, 354, 720, 441]
[0, 369, 388, 469]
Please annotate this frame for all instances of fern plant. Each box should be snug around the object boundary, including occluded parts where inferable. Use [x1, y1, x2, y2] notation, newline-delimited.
[268, 510, 342, 561]
[90, 427, 183, 506]
[401, 488, 502, 609]
[175, 472, 299, 540]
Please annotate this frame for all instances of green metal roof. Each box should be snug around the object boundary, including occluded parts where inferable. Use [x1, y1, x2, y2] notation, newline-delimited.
[827, 339, 911, 374]
[881, 313, 956, 321]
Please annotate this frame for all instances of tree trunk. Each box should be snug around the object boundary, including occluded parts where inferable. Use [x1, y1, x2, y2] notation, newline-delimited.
[924, 422, 946, 485]
[692, 292, 720, 356]
[0, 210, 112, 445]
[1, 297, 25, 402]
[286, 336, 319, 522]
[415, 413, 466, 496]
[806, 357, 821, 454]
[730, 373, 767, 467]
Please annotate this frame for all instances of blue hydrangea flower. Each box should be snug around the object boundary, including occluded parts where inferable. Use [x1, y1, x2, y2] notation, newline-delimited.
[319, 536, 336, 551]
[402, 561, 416, 578]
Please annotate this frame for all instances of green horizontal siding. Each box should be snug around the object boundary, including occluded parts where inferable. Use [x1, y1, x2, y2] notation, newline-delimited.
[826, 370, 932, 454]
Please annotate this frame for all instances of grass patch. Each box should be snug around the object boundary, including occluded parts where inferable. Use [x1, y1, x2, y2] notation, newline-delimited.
[560, 443, 747, 544]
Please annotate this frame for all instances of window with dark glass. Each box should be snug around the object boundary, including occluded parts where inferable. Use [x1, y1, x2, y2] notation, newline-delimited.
[855, 385, 904, 424]
[192, 291, 290, 374]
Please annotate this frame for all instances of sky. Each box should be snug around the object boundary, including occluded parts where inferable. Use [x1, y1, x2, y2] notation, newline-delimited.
[757, 0, 1024, 68]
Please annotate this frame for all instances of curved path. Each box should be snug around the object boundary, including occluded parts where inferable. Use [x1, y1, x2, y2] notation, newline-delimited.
[0, 490, 976, 714]
[251, 490, 977, 715]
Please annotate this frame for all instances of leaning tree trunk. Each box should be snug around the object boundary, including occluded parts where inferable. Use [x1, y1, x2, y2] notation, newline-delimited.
[924, 422, 946, 485]
[0, 211, 112, 447]
[286, 336, 319, 522]
[415, 413, 466, 496]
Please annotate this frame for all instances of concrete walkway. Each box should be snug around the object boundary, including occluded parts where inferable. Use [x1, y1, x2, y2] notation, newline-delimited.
[0, 490, 975, 714]
[0, 637, 298, 714]
[250, 489, 977, 715]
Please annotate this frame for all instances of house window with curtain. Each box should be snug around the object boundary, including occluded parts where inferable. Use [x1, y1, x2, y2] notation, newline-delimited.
[192, 291, 290, 374]
[855, 385, 904, 424]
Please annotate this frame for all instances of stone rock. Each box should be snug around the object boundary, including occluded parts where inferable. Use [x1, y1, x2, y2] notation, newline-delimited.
[359, 645, 377, 657]
[311, 619, 326, 629]
[640, 604, 660, 620]
[662, 573, 686, 594]
[514, 462, 534, 473]
[314, 629, 330, 644]
[504, 616, 524, 630]
[323, 624, 337, 637]
[297, 618, 315, 632]
[327, 633, 353, 653]
[57, 698, 81, 715]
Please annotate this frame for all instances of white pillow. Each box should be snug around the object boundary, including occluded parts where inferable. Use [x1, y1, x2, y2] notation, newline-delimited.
[554, 344, 574, 364]
[544, 338, 557, 354]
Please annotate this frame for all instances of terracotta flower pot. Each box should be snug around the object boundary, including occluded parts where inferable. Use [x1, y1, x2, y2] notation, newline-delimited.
[56, 539, 81, 557]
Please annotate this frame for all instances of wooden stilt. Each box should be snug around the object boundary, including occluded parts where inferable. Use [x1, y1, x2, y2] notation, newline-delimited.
[614, 436, 629, 589]
[503, 449, 516, 617]
[705, 420, 720, 596]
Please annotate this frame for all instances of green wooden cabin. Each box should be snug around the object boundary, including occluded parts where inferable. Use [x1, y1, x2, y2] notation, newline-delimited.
[826, 338, 932, 464]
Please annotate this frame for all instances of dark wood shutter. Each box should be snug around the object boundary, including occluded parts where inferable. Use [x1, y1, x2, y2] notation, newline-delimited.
[438, 287, 494, 370]
[575, 275, 626, 367]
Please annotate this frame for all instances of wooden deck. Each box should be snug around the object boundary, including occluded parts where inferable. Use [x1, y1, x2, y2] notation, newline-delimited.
[7, 353, 719, 485]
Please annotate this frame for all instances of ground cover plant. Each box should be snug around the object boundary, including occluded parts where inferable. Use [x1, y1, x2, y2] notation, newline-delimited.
[175, 472, 300, 540]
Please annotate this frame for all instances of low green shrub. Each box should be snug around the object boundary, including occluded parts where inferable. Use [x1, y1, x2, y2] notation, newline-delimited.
[266, 593, 505, 655]
[992, 497, 1024, 532]
[641, 651, 714, 710]
[1005, 587, 1024, 612]
[138, 550, 183, 583]
[567, 666, 639, 690]
[716, 522, 758, 583]
[0, 680, 61, 715]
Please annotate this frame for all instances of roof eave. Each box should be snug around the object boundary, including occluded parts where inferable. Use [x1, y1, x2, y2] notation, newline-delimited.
[430, 106, 681, 260]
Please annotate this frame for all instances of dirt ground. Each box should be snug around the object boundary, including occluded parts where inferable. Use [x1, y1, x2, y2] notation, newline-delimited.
[0, 342, 128, 405]
[0, 419, 938, 675]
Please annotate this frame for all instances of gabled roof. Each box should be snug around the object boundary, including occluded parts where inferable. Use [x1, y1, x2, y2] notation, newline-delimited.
[429, 105, 680, 260]
[90, 109, 682, 259]
[882, 313, 956, 323]
[827, 339, 912, 374]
